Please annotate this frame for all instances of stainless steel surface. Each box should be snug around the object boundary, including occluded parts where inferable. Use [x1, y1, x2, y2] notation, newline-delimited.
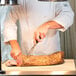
[1, 71, 76, 75]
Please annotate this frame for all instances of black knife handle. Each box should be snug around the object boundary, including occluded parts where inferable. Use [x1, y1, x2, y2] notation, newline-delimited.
[36, 40, 38, 43]
[36, 36, 41, 43]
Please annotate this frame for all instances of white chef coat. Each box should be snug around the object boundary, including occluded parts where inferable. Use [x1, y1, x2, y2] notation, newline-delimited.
[0, 6, 13, 62]
[3, 0, 74, 56]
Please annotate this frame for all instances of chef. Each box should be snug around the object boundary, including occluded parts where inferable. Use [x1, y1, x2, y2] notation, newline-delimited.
[3, 0, 74, 65]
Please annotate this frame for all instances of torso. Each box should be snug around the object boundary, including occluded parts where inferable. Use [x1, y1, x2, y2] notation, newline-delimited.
[13, 0, 61, 55]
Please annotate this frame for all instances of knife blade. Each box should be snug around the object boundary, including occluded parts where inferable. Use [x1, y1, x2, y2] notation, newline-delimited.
[27, 35, 42, 56]
[27, 40, 38, 56]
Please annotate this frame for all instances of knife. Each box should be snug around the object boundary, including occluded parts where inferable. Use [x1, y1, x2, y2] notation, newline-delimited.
[27, 36, 41, 56]
[27, 40, 38, 56]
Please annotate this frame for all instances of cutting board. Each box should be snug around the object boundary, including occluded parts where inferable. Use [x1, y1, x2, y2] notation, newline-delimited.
[2, 59, 75, 71]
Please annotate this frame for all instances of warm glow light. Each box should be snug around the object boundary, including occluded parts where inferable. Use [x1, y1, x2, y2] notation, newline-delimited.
[51, 71, 67, 75]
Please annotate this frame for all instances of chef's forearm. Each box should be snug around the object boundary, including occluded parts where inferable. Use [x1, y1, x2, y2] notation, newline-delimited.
[46, 21, 64, 29]
[9, 40, 22, 59]
[9, 40, 21, 50]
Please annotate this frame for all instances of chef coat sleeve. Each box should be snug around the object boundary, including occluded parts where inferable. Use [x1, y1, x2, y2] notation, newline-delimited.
[3, 8, 18, 44]
[52, 1, 74, 32]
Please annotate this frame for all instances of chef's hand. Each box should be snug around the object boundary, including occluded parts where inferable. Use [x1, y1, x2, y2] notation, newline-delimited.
[10, 48, 22, 60]
[5, 53, 23, 66]
[34, 22, 49, 44]
[16, 53, 23, 66]
[10, 50, 23, 66]
[33, 21, 63, 44]
[9, 40, 22, 60]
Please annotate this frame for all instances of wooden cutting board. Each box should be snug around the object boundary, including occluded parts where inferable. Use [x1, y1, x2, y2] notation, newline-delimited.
[2, 59, 75, 71]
